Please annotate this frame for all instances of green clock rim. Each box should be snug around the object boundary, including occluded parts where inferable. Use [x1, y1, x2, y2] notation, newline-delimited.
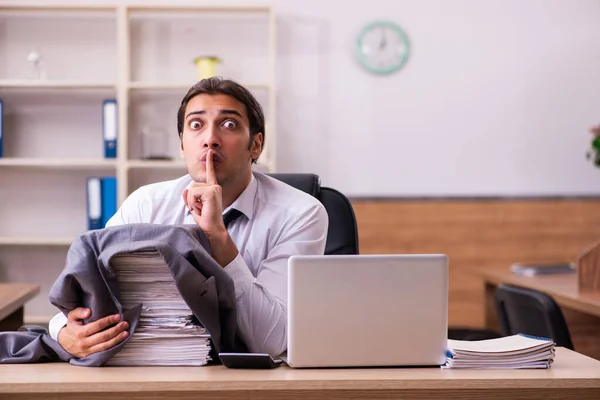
[355, 20, 410, 75]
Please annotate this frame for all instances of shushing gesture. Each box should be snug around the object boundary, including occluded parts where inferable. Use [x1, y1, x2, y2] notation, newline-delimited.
[182, 149, 226, 237]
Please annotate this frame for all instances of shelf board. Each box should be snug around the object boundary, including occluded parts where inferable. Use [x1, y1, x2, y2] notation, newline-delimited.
[0, 4, 116, 12]
[127, 160, 187, 169]
[128, 82, 271, 91]
[127, 5, 271, 14]
[0, 158, 118, 169]
[0, 80, 116, 90]
[0, 236, 73, 246]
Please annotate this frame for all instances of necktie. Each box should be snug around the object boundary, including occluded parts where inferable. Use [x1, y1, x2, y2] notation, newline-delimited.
[223, 209, 243, 228]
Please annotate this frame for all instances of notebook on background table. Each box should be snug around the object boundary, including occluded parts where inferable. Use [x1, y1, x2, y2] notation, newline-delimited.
[510, 262, 576, 277]
[285, 254, 449, 368]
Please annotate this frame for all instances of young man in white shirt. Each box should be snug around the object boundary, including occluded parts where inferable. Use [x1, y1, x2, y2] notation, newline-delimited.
[49, 77, 328, 358]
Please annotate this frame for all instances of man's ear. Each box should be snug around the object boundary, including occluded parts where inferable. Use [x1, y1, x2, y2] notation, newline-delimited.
[250, 132, 263, 160]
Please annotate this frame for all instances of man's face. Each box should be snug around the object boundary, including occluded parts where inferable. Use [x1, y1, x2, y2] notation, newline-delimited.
[179, 93, 262, 187]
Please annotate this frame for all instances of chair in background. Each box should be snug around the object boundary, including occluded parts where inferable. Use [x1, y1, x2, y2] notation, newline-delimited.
[268, 173, 359, 255]
[494, 283, 574, 349]
[447, 327, 502, 341]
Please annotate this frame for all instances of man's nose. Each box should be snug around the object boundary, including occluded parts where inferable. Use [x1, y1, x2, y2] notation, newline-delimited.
[203, 125, 221, 148]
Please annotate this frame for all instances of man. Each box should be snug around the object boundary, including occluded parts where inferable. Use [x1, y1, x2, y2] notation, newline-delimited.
[48, 77, 329, 358]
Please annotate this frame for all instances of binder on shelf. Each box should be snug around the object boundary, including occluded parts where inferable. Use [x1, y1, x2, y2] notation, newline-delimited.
[0, 99, 4, 158]
[103, 99, 117, 158]
[86, 176, 118, 230]
[86, 177, 102, 230]
[101, 176, 117, 228]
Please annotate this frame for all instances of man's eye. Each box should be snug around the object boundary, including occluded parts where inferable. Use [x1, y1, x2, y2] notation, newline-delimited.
[190, 121, 202, 129]
[223, 120, 237, 129]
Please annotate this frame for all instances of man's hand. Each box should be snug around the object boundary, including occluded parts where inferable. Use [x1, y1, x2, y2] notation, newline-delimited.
[57, 307, 129, 358]
[182, 149, 239, 267]
[182, 149, 227, 238]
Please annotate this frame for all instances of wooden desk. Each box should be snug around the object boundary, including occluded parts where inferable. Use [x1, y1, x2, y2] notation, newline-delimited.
[481, 269, 600, 360]
[0, 284, 40, 331]
[0, 348, 598, 400]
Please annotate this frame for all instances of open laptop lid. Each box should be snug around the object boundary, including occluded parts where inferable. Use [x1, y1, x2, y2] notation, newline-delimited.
[286, 254, 448, 368]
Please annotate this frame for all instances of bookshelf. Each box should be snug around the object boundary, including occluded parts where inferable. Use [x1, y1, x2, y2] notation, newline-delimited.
[0, 2, 277, 323]
[0, 80, 116, 89]
[0, 158, 117, 168]
[0, 237, 75, 246]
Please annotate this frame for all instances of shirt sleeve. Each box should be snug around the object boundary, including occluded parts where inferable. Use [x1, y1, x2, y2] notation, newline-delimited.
[49, 311, 68, 340]
[224, 203, 329, 357]
[105, 189, 148, 227]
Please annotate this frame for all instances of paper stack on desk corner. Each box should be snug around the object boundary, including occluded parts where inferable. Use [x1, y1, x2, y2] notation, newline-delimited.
[442, 334, 555, 369]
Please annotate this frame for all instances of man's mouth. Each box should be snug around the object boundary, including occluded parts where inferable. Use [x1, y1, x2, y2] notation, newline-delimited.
[200, 153, 223, 164]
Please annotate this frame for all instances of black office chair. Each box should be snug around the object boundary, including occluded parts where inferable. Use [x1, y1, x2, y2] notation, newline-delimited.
[494, 284, 574, 350]
[447, 327, 502, 341]
[268, 173, 359, 255]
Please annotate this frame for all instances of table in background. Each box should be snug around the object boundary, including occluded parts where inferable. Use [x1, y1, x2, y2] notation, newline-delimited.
[0, 283, 40, 331]
[481, 269, 600, 360]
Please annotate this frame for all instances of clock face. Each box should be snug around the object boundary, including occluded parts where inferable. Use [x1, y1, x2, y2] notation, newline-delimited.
[356, 21, 410, 75]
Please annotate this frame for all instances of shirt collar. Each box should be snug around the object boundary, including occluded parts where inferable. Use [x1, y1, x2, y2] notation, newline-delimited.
[184, 173, 258, 220]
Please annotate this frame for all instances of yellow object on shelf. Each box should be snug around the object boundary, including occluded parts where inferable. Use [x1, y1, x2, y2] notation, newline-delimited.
[194, 56, 220, 80]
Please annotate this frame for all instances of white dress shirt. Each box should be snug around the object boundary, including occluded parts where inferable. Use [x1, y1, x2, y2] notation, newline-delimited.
[49, 172, 329, 357]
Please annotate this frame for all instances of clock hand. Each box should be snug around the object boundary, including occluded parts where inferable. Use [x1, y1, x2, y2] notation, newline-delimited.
[379, 28, 387, 50]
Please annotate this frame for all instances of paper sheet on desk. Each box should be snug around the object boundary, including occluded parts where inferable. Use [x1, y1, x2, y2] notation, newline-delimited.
[104, 250, 212, 366]
[443, 334, 555, 369]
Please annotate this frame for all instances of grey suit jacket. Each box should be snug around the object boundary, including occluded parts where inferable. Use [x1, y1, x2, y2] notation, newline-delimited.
[0, 223, 247, 366]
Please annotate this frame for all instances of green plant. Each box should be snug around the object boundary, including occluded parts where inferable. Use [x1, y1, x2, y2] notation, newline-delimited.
[587, 124, 600, 166]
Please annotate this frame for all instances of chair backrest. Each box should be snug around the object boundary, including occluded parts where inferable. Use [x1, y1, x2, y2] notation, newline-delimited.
[494, 283, 574, 349]
[268, 173, 359, 255]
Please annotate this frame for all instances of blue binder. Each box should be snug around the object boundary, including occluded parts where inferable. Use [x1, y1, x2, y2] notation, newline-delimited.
[101, 176, 117, 227]
[103, 99, 117, 158]
[86, 177, 102, 230]
[0, 99, 4, 158]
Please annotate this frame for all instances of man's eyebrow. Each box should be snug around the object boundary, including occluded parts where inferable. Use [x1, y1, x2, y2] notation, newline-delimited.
[185, 109, 243, 119]
[219, 109, 243, 117]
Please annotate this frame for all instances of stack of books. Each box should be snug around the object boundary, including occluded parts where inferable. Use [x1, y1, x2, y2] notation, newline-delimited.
[105, 249, 212, 366]
[443, 334, 555, 369]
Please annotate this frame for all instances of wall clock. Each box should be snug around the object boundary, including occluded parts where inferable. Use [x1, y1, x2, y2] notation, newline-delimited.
[355, 20, 410, 75]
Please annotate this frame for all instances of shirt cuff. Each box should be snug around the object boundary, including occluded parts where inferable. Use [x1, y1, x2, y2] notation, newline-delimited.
[224, 253, 255, 299]
[48, 312, 68, 340]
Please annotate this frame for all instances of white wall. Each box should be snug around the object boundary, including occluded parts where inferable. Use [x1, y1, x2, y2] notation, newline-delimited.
[14, 0, 600, 197]
[274, 0, 600, 197]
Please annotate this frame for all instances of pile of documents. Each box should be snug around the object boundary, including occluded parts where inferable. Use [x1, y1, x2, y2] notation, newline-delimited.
[443, 334, 555, 369]
[510, 262, 576, 277]
[105, 249, 212, 366]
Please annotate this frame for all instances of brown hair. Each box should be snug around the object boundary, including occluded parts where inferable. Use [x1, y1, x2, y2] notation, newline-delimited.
[177, 77, 265, 163]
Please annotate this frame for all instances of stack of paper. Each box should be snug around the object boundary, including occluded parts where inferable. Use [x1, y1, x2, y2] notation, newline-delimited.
[443, 334, 555, 369]
[105, 249, 212, 366]
[510, 262, 575, 277]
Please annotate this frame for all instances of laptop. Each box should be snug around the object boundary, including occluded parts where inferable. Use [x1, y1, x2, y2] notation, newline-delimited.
[285, 254, 448, 368]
